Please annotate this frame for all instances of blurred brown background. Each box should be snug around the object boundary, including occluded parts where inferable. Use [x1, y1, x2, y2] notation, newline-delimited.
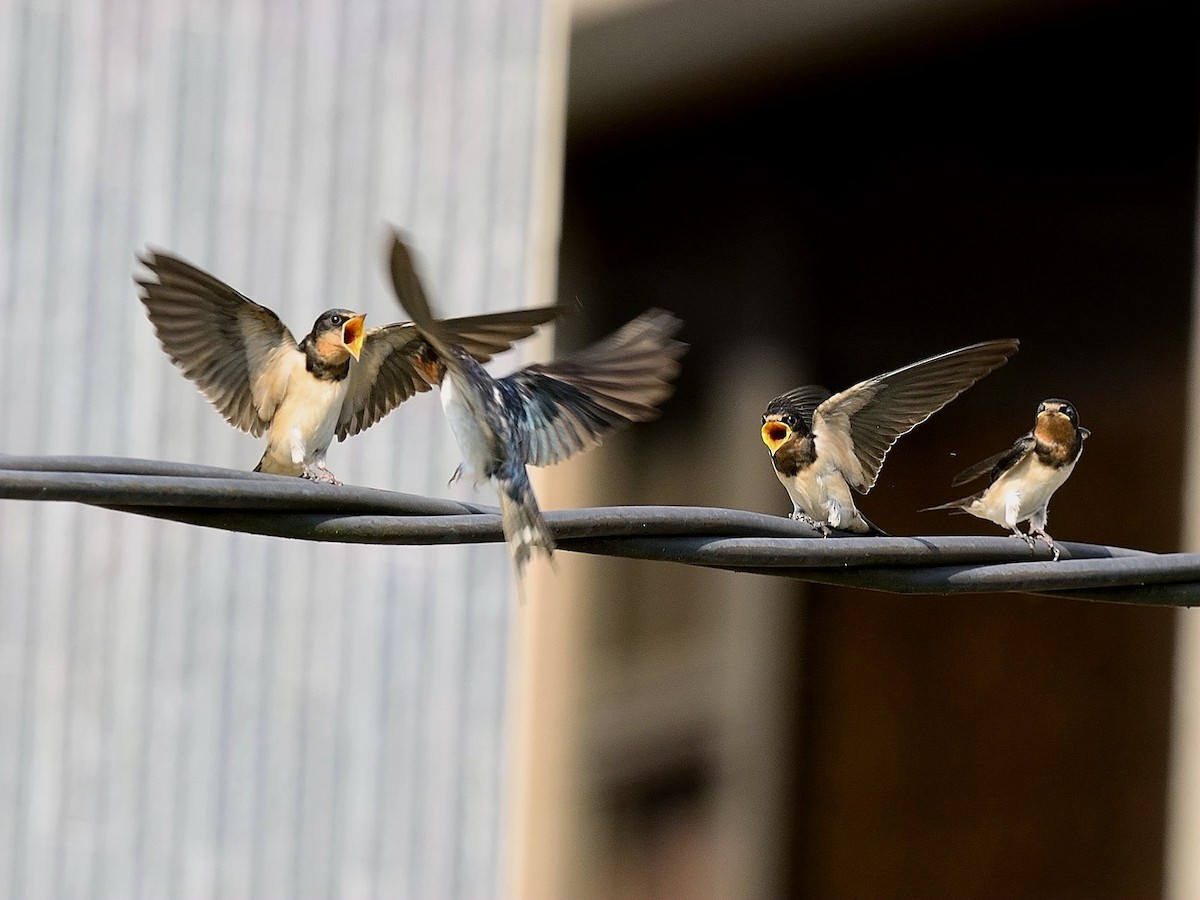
[526, 0, 1200, 896]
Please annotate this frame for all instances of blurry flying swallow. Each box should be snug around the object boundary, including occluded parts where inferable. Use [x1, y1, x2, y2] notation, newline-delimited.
[761, 339, 1020, 535]
[137, 249, 565, 484]
[924, 398, 1088, 559]
[386, 229, 686, 575]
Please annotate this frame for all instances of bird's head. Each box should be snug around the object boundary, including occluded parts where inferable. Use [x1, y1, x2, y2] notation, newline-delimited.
[761, 401, 807, 455]
[311, 309, 367, 362]
[1034, 398, 1084, 443]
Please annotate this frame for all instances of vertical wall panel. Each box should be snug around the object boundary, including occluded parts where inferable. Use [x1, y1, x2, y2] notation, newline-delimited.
[0, 0, 555, 894]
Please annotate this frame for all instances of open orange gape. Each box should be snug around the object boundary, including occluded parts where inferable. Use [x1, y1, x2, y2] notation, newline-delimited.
[341, 313, 366, 360]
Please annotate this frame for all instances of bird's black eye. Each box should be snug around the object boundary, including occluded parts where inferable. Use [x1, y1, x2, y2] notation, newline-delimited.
[330, 314, 342, 326]
[761, 414, 767, 425]
[784, 414, 796, 427]
[1063, 405, 1074, 418]
[1037, 403, 1046, 414]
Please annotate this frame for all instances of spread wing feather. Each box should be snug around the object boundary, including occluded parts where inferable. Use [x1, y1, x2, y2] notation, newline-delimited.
[384, 230, 684, 462]
[813, 339, 1020, 494]
[335, 323, 431, 439]
[335, 306, 568, 439]
[439, 308, 571, 362]
[501, 309, 687, 467]
[337, 232, 569, 439]
[136, 249, 297, 437]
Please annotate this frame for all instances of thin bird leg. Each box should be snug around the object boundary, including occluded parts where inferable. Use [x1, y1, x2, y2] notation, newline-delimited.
[1004, 497, 1035, 551]
[1028, 508, 1060, 560]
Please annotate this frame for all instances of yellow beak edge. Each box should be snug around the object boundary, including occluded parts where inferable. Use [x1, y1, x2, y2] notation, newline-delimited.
[342, 314, 367, 361]
[761, 420, 790, 454]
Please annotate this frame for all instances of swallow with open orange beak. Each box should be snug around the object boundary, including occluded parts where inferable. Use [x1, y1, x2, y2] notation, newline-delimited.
[924, 399, 1088, 559]
[761, 339, 1020, 534]
[137, 248, 566, 484]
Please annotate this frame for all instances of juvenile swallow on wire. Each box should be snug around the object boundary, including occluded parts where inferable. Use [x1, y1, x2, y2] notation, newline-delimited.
[760, 339, 1020, 535]
[137, 249, 566, 484]
[923, 399, 1088, 559]
[386, 229, 686, 575]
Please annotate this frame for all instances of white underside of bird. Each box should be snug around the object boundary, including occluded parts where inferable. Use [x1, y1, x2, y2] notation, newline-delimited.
[255, 353, 350, 476]
[439, 375, 497, 483]
[440, 372, 553, 569]
[958, 453, 1077, 533]
[774, 454, 872, 533]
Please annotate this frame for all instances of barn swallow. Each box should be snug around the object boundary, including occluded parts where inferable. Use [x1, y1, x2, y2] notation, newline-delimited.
[137, 249, 566, 484]
[761, 339, 1020, 535]
[386, 230, 686, 575]
[924, 399, 1089, 559]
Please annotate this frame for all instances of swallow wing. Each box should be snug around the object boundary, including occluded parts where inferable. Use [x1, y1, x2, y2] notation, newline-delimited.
[136, 250, 298, 436]
[335, 323, 432, 438]
[387, 229, 453, 354]
[950, 434, 1035, 487]
[499, 309, 687, 467]
[812, 339, 1019, 494]
[437, 307, 570, 361]
[336, 307, 570, 439]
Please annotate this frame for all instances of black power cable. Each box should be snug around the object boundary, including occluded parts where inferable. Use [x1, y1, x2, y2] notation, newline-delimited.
[1, 455, 1196, 604]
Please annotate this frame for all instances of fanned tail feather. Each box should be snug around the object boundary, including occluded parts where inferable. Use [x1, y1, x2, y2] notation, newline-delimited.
[497, 471, 556, 576]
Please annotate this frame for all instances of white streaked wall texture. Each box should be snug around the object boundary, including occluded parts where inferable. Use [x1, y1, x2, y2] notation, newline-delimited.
[0, 0, 554, 896]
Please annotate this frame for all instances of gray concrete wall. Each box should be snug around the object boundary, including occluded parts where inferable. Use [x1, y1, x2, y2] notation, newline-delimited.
[0, 0, 553, 895]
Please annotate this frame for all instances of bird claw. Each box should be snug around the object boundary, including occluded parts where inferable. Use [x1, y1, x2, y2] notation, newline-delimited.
[1009, 530, 1061, 560]
[1009, 530, 1038, 551]
[447, 464, 464, 488]
[1030, 529, 1061, 561]
[790, 511, 830, 537]
[301, 465, 341, 486]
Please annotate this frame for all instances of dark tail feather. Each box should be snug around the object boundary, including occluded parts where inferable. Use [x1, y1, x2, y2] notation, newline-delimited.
[497, 472, 555, 576]
[920, 497, 973, 514]
[858, 514, 889, 537]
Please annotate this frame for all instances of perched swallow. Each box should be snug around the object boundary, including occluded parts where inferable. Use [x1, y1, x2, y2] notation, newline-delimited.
[924, 399, 1089, 559]
[386, 230, 686, 574]
[137, 249, 566, 483]
[761, 339, 1020, 534]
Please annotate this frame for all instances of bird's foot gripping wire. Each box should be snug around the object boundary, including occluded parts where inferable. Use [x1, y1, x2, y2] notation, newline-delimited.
[789, 510, 831, 537]
[301, 464, 341, 486]
[447, 464, 464, 488]
[1009, 529, 1038, 553]
[1030, 529, 1061, 561]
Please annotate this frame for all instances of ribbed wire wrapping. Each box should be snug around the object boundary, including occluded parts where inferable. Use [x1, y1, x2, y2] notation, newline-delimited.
[3, 455, 1197, 605]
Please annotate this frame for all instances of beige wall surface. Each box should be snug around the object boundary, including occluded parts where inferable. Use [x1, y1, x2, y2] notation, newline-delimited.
[0, 0, 557, 896]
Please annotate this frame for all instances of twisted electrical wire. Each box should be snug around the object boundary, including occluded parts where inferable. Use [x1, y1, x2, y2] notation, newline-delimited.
[1, 455, 1196, 604]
